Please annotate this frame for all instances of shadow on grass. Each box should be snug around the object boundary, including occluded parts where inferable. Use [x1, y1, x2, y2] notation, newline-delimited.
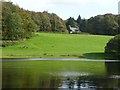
[82, 52, 120, 60]
[82, 52, 105, 59]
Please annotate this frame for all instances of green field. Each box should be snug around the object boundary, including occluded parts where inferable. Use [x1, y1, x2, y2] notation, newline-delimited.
[1, 33, 113, 58]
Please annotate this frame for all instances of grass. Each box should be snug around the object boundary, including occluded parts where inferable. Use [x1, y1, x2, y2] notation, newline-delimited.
[1, 33, 113, 58]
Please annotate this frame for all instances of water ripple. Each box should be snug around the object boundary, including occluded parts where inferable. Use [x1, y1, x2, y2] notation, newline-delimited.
[49, 72, 92, 77]
[110, 75, 120, 79]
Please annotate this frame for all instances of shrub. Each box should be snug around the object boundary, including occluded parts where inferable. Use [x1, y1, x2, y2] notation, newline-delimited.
[105, 35, 120, 59]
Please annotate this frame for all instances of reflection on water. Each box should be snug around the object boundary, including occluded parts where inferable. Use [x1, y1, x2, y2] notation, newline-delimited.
[110, 75, 120, 79]
[49, 72, 92, 77]
[105, 62, 120, 89]
[105, 62, 120, 75]
[58, 76, 120, 90]
[2, 59, 120, 89]
[59, 77, 96, 89]
[59, 77, 100, 90]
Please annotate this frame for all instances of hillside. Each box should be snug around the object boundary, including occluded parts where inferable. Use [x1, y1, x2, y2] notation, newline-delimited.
[2, 33, 113, 58]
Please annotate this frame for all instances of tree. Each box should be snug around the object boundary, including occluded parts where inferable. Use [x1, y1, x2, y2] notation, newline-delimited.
[76, 15, 83, 31]
[50, 13, 68, 33]
[5, 13, 23, 40]
[105, 35, 120, 59]
[2, 1, 68, 41]
[39, 12, 51, 32]
[18, 10, 38, 38]
[24, 18, 38, 38]
[77, 15, 82, 25]
[103, 14, 119, 35]
[86, 14, 119, 35]
[79, 19, 87, 32]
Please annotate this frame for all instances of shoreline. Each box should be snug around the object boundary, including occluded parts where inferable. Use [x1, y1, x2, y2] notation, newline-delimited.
[1, 57, 120, 62]
[0, 55, 83, 59]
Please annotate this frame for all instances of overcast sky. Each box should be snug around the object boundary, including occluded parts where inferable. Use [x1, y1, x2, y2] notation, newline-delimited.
[10, 0, 119, 20]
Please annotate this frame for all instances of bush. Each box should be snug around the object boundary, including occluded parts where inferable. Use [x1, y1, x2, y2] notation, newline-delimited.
[105, 35, 120, 59]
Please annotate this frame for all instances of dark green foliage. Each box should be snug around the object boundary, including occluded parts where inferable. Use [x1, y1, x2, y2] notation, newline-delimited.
[66, 14, 120, 35]
[39, 11, 51, 32]
[5, 13, 23, 40]
[77, 15, 88, 32]
[77, 15, 82, 25]
[80, 19, 87, 32]
[30, 12, 41, 28]
[50, 13, 68, 33]
[2, 1, 68, 41]
[86, 14, 119, 35]
[105, 35, 120, 53]
[21, 13, 38, 38]
[2, 1, 38, 40]
[105, 35, 120, 59]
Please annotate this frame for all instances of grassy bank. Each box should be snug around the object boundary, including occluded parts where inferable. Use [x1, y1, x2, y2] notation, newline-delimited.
[1, 33, 113, 58]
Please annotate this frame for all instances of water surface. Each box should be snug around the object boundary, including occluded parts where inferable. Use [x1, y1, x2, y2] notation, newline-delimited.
[2, 58, 120, 89]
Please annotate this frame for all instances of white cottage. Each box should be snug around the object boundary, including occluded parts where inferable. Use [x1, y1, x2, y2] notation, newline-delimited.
[68, 25, 81, 34]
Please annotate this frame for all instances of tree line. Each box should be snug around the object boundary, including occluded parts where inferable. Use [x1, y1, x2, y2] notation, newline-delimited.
[2, 1, 120, 41]
[2, 1, 67, 40]
[66, 14, 120, 35]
